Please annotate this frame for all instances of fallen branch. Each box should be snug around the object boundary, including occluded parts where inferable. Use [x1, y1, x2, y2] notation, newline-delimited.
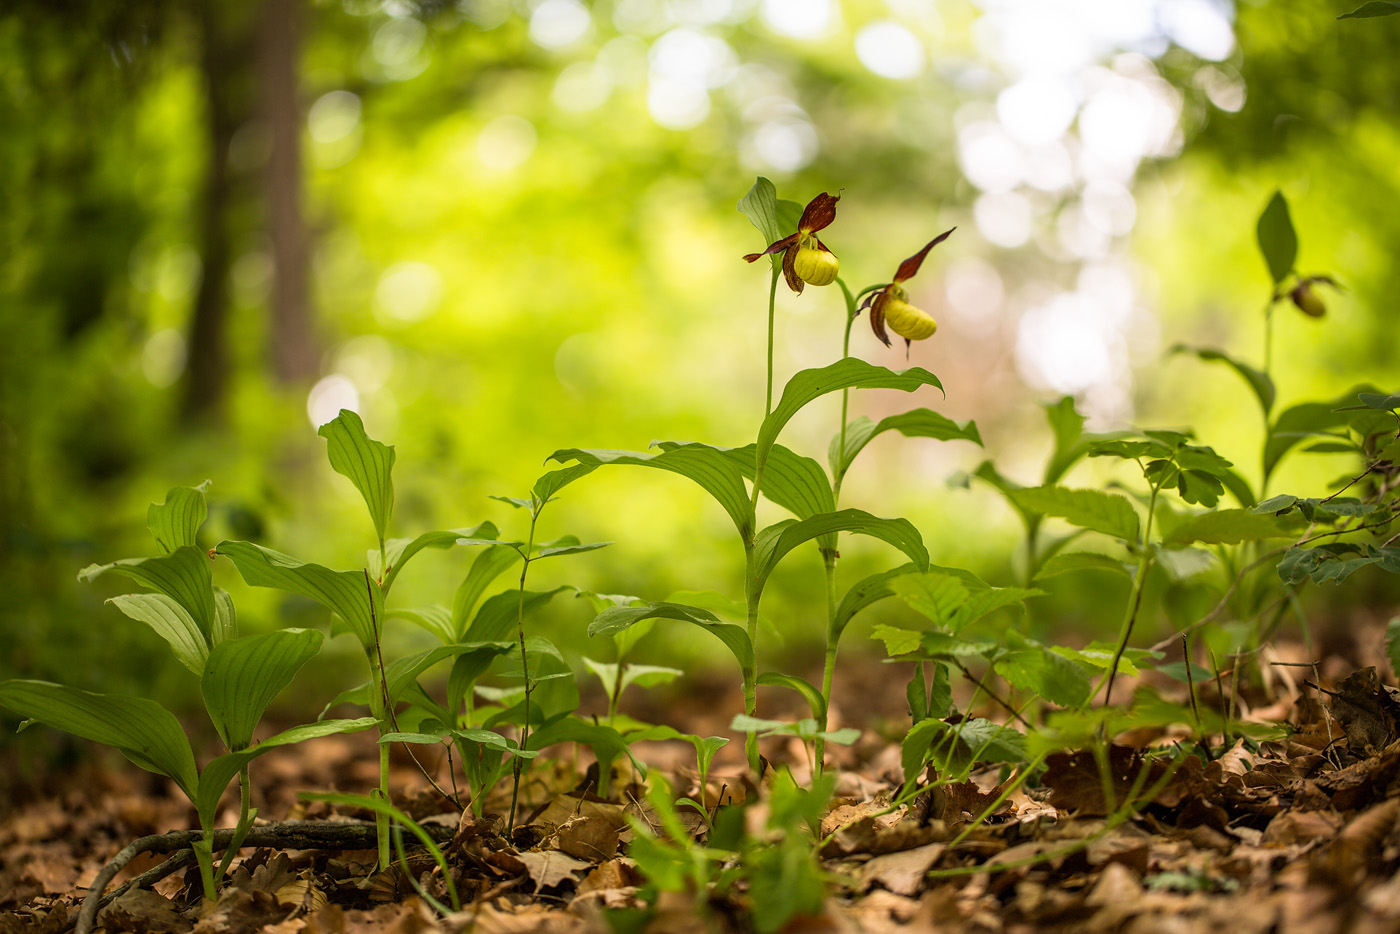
[74, 819, 455, 934]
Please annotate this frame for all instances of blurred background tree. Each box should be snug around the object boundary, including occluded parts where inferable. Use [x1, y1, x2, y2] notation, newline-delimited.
[2, 0, 1396, 747]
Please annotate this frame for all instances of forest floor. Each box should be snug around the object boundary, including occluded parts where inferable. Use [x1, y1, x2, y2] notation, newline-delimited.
[6, 631, 1400, 934]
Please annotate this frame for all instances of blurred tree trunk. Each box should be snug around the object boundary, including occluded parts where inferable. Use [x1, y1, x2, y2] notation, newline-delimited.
[260, 0, 317, 385]
[182, 2, 258, 424]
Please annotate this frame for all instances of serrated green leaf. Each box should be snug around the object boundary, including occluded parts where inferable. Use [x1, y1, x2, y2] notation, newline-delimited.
[759, 360, 942, 470]
[994, 647, 1092, 707]
[318, 409, 395, 547]
[107, 593, 209, 675]
[830, 410, 981, 480]
[1052, 644, 1143, 677]
[901, 717, 1024, 785]
[1257, 191, 1296, 285]
[0, 681, 197, 799]
[750, 510, 928, 603]
[215, 541, 382, 648]
[550, 445, 752, 540]
[80, 546, 217, 641]
[201, 629, 323, 751]
[1008, 486, 1140, 542]
[147, 481, 211, 554]
[871, 624, 924, 657]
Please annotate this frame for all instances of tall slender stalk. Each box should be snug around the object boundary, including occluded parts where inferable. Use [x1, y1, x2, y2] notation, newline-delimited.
[507, 508, 540, 836]
[1100, 483, 1161, 707]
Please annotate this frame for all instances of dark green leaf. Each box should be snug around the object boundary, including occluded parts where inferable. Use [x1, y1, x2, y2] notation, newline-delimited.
[147, 481, 210, 554]
[756, 671, 825, 720]
[1339, 1, 1400, 18]
[1162, 508, 1295, 546]
[531, 463, 600, 507]
[590, 602, 753, 673]
[452, 545, 523, 639]
[1358, 392, 1400, 410]
[994, 647, 1092, 707]
[378, 523, 497, 594]
[464, 586, 570, 642]
[831, 563, 921, 642]
[318, 409, 395, 547]
[1256, 190, 1296, 285]
[0, 681, 197, 799]
[716, 442, 834, 523]
[902, 717, 1024, 786]
[750, 510, 928, 603]
[201, 628, 324, 750]
[384, 641, 513, 705]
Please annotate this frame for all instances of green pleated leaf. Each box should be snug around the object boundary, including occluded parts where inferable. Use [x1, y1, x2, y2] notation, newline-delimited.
[1170, 345, 1275, 417]
[589, 602, 753, 673]
[318, 409, 395, 547]
[463, 586, 570, 643]
[1264, 388, 1375, 480]
[201, 629, 325, 751]
[215, 541, 382, 648]
[550, 444, 752, 539]
[830, 410, 982, 479]
[448, 643, 517, 715]
[758, 359, 943, 469]
[376, 522, 498, 594]
[750, 510, 928, 603]
[1007, 486, 1140, 543]
[197, 718, 376, 832]
[738, 176, 784, 255]
[697, 442, 835, 523]
[79, 546, 216, 639]
[0, 680, 197, 799]
[1256, 190, 1297, 286]
[386, 605, 454, 645]
[212, 587, 238, 645]
[383, 641, 513, 705]
[756, 671, 825, 720]
[534, 537, 612, 559]
[107, 593, 209, 675]
[147, 481, 211, 554]
[832, 562, 921, 643]
[452, 545, 523, 639]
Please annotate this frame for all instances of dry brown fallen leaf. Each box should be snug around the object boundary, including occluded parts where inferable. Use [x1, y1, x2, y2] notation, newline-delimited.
[857, 842, 945, 897]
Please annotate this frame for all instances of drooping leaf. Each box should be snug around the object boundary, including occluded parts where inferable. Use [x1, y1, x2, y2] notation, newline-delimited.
[386, 605, 454, 645]
[830, 410, 981, 480]
[1256, 190, 1297, 286]
[716, 443, 834, 523]
[382, 641, 514, 706]
[550, 445, 752, 539]
[318, 409, 395, 547]
[79, 546, 217, 641]
[147, 481, 211, 554]
[215, 541, 382, 648]
[831, 563, 922, 642]
[1170, 345, 1276, 416]
[201, 628, 324, 751]
[0, 681, 197, 799]
[1339, 1, 1400, 18]
[589, 602, 753, 673]
[452, 545, 523, 638]
[1033, 552, 1133, 581]
[994, 646, 1092, 707]
[376, 523, 498, 594]
[526, 716, 644, 773]
[1161, 508, 1295, 546]
[107, 593, 209, 675]
[531, 463, 600, 508]
[756, 671, 826, 720]
[1007, 486, 1140, 543]
[758, 359, 942, 469]
[750, 510, 928, 603]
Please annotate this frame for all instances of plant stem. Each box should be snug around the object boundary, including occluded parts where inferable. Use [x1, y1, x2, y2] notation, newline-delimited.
[765, 266, 779, 416]
[364, 570, 393, 871]
[742, 542, 761, 773]
[215, 766, 254, 879]
[507, 510, 540, 836]
[1100, 483, 1160, 707]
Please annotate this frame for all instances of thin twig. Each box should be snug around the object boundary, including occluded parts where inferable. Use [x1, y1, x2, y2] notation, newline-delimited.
[954, 662, 1032, 727]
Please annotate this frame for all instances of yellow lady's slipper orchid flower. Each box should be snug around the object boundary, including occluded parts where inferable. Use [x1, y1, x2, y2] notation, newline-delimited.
[863, 228, 956, 349]
[743, 191, 840, 293]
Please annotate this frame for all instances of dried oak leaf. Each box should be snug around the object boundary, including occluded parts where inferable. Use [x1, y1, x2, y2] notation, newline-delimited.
[513, 850, 591, 891]
[858, 842, 946, 897]
[1324, 667, 1400, 753]
[95, 888, 191, 934]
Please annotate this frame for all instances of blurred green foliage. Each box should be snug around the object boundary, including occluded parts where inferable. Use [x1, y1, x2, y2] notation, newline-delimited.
[2, 0, 1398, 758]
